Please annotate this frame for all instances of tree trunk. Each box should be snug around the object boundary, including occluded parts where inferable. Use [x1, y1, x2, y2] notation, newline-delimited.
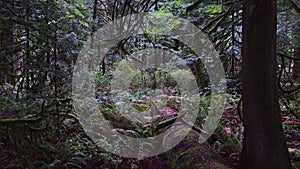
[0, 2, 15, 86]
[238, 0, 292, 168]
[293, 17, 300, 82]
[293, 48, 300, 82]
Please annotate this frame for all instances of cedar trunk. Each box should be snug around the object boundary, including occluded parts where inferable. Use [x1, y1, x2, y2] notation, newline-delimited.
[238, 0, 292, 168]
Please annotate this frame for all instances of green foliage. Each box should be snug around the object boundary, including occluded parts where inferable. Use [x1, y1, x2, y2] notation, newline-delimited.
[0, 97, 40, 116]
[170, 69, 195, 85]
[0, 0, 299, 168]
[205, 4, 223, 15]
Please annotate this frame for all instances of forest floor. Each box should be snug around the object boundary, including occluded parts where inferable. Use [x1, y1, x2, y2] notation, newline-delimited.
[77, 103, 300, 169]
[0, 94, 299, 168]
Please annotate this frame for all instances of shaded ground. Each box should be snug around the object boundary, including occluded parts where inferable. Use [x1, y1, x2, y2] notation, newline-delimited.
[0, 99, 299, 168]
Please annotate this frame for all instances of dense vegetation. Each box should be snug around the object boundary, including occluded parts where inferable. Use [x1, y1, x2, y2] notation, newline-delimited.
[0, 0, 299, 168]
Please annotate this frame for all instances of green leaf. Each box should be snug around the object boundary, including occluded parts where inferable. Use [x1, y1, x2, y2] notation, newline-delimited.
[79, 20, 88, 27]
[77, 0, 83, 6]
[66, 12, 75, 19]
[205, 4, 223, 15]
[71, 6, 85, 19]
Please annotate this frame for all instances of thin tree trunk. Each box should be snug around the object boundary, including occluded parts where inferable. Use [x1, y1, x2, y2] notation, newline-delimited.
[293, 48, 300, 82]
[238, 0, 292, 168]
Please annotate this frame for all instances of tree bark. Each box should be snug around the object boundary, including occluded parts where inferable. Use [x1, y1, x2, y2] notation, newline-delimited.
[0, 2, 15, 86]
[238, 0, 292, 168]
[292, 48, 300, 82]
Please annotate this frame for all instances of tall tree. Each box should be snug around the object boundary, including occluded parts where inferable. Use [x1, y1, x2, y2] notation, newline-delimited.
[292, 25, 300, 82]
[0, 0, 15, 86]
[238, 0, 292, 168]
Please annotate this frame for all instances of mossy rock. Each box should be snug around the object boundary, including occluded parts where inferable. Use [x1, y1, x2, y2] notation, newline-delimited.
[138, 131, 230, 169]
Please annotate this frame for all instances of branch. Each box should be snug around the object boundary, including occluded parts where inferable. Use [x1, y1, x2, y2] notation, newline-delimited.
[202, 5, 233, 33]
[0, 100, 45, 124]
[0, 116, 42, 124]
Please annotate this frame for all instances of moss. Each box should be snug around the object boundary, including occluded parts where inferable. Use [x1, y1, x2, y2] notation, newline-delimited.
[165, 131, 229, 169]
